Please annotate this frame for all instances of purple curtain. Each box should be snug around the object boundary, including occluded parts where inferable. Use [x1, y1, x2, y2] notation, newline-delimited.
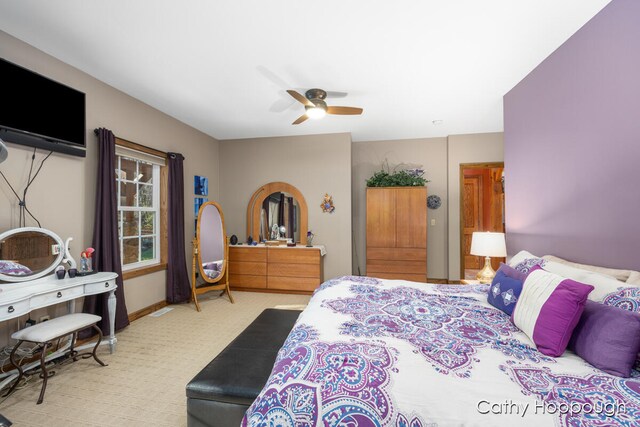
[82, 128, 129, 336]
[166, 152, 191, 303]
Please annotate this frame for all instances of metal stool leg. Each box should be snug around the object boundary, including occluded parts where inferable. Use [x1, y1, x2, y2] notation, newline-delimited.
[36, 342, 50, 404]
[91, 325, 107, 367]
[3, 340, 25, 398]
[69, 332, 79, 362]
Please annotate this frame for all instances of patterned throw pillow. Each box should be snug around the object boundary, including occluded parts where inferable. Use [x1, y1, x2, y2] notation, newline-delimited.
[512, 267, 594, 357]
[0, 261, 32, 276]
[487, 265, 526, 316]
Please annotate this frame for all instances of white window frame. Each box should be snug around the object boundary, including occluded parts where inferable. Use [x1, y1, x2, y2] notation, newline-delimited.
[116, 153, 162, 271]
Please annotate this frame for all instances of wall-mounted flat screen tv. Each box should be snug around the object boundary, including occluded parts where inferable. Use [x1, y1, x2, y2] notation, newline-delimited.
[0, 57, 86, 157]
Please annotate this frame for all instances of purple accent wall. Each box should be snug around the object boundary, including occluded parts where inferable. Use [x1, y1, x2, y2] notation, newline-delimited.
[504, 0, 640, 270]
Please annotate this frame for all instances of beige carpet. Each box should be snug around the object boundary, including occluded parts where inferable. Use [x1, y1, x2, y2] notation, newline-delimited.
[0, 291, 310, 426]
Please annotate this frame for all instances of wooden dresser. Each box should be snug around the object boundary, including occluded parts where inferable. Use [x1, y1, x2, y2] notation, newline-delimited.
[366, 187, 428, 282]
[229, 245, 325, 294]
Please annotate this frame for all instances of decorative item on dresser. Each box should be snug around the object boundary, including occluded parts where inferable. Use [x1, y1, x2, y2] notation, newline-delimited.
[229, 244, 325, 294]
[366, 187, 428, 282]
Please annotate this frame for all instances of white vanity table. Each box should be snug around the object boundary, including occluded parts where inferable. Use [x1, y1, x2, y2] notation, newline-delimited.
[0, 272, 118, 352]
[0, 226, 119, 392]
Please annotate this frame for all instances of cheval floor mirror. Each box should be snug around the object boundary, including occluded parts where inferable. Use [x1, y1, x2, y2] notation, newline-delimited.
[191, 201, 234, 311]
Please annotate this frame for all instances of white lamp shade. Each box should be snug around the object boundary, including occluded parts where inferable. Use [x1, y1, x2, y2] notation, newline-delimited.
[470, 232, 507, 257]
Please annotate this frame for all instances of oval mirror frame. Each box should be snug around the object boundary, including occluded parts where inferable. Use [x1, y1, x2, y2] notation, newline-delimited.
[0, 227, 65, 282]
[247, 182, 308, 245]
[196, 201, 228, 284]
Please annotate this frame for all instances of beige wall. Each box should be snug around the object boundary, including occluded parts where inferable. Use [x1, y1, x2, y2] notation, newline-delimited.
[352, 138, 449, 279]
[219, 133, 352, 280]
[447, 132, 504, 280]
[0, 30, 220, 336]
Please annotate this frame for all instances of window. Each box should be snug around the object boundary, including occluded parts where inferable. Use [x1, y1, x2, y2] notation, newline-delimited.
[115, 140, 167, 276]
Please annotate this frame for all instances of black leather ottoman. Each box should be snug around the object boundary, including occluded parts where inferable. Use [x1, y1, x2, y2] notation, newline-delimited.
[186, 309, 301, 427]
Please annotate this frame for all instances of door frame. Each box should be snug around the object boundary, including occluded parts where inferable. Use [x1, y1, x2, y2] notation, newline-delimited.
[459, 162, 504, 279]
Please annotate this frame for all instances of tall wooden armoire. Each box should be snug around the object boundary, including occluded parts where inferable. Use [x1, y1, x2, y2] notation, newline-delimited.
[366, 187, 428, 282]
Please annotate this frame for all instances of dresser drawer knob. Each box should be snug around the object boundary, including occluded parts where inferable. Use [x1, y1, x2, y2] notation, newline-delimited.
[105, 282, 109, 288]
[57, 292, 62, 298]
[7, 306, 14, 313]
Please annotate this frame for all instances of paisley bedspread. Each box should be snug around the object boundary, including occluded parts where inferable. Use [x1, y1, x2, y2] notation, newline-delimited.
[242, 276, 640, 427]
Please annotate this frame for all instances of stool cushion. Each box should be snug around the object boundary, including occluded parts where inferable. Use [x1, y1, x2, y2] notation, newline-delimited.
[12, 313, 101, 342]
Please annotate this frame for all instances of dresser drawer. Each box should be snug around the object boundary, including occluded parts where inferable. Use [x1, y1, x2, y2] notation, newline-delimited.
[0, 299, 30, 320]
[85, 279, 117, 294]
[267, 276, 320, 292]
[367, 248, 426, 261]
[31, 286, 84, 308]
[229, 261, 267, 276]
[229, 274, 267, 289]
[268, 249, 319, 264]
[366, 259, 426, 275]
[229, 247, 267, 262]
[268, 263, 320, 278]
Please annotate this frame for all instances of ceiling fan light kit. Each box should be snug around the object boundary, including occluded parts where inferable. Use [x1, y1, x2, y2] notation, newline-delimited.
[287, 88, 363, 125]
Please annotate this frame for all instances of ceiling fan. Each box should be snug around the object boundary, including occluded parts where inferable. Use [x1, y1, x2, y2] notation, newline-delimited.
[286, 88, 363, 125]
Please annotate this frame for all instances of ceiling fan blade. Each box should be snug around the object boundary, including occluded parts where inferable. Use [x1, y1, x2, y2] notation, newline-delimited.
[294, 88, 348, 98]
[292, 114, 309, 125]
[326, 106, 363, 115]
[325, 91, 348, 98]
[287, 90, 314, 107]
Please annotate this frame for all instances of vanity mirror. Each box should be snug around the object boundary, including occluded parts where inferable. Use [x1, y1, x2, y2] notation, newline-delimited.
[0, 227, 65, 282]
[247, 182, 308, 245]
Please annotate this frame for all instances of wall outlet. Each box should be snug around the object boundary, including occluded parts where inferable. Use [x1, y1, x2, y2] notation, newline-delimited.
[51, 244, 61, 255]
[25, 319, 36, 328]
[39, 315, 50, 323]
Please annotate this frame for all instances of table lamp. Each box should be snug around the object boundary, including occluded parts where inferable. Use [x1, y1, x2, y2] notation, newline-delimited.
[470, 232, 507, 284]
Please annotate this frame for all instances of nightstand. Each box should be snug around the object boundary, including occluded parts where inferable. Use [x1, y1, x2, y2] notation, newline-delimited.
[460, 279, 482, 285]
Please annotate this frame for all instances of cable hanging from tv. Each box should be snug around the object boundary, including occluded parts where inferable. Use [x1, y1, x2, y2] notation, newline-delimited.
[0, 146, 52, 228]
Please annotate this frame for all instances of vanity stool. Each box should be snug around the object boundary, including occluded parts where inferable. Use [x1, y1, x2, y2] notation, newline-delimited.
[5, 313, 107, 404]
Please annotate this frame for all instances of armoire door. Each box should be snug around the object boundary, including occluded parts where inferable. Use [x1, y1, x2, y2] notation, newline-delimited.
[396, 188, 427, 248]
[366, 188, 396, 248]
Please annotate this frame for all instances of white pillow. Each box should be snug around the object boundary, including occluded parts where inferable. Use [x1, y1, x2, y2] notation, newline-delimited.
[542, 254, 632, 282]
[628, 271, 640, 286]
[509, 250, 632, 302]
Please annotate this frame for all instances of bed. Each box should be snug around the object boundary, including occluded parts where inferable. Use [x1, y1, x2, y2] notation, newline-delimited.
[242, 271, 640, 426]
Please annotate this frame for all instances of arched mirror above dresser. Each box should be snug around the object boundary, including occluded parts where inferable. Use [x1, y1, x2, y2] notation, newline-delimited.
[230, 182, 325, 294]
[247, 182, 309, 245]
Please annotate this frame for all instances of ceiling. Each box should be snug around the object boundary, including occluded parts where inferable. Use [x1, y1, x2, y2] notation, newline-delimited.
[0, 0, 611, 142]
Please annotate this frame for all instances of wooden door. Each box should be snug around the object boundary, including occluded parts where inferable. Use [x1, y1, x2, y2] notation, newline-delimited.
[366, 188, 396, 248]
[463, 176, 483, 269]
[396, 188, 427, 248]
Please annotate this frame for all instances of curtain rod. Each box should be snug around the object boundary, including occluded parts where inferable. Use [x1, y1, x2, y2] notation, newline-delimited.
[93, 128, 168, 159]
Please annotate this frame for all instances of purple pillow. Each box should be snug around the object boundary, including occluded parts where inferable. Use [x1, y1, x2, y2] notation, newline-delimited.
[568, 301, 640, 377]
[512, 268, 594, 357]
[488, 265, 525, 316]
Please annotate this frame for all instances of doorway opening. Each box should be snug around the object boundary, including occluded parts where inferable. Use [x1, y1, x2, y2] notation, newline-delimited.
[460, 162, 505, 280]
